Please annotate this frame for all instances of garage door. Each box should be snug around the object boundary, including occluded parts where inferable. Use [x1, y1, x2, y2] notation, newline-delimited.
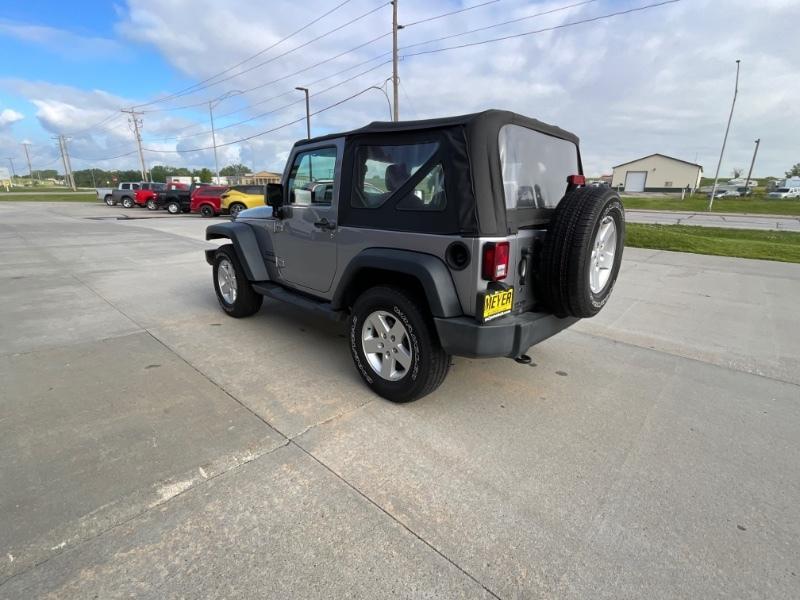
[625, 171, 647, 192]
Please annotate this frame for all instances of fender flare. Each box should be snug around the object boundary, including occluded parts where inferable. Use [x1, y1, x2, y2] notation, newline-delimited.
[332, 248, 462, 318]
[205, 222, 269, 282]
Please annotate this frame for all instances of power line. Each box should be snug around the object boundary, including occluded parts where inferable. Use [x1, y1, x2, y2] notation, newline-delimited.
[403, 0, 501, 28]
[400, 0, 681, 58]
[136, 0, 356, 108]
[143, 60, 392, 143]
[136, 2, 390, 110]
[400, 0, 600, 51]
[142, 80, 390, 154]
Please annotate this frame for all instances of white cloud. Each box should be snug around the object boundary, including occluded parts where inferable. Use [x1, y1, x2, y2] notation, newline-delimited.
[0, 108, 23, 127]
[0, 19, 122, 59]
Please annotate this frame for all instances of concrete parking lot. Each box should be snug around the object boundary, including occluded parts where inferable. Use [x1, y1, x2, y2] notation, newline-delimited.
[2, 201, 799, 599]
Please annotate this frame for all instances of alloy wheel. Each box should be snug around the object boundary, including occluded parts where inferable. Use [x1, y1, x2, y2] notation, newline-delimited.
[361, 310, 412, 381]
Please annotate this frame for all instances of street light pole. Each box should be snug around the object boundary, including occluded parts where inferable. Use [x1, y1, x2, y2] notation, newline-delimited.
[708, 59, 740, 211]
[209, 101, 219, 183]
[208, 90, 244, 184]
[391, 0, 400, 122]
[296, 87, 310, 139]
[6, 157, 17, 183]
[367, 85, 393, 120]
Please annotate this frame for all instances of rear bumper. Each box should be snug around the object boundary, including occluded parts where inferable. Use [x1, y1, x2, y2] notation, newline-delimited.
[433, 312, 579, 358]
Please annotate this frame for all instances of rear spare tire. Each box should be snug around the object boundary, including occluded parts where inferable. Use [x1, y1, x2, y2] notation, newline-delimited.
[538, 186, 624, 318]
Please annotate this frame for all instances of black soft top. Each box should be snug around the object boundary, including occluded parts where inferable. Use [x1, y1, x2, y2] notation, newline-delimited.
[297, 110, 581, 236]
[297, 109, 579, 147]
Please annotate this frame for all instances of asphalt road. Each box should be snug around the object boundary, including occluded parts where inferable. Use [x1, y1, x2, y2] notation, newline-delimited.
[626, 209, 800, 232]
[2, 202, 799, 599]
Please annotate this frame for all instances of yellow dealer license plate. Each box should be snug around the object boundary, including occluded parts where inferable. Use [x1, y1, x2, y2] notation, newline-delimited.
[482, 288, 514, 322]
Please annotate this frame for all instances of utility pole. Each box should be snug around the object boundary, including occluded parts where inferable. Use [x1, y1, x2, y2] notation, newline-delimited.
[53, 135, 76, 190]
[22, 143, 35, 181]
[708, 59, 740, 211]
[295, 87, 311, 139]
[743, 138, 760, 193]
[6, 158, 17, 185]
[392, 0, 400, 122]
[121, 108, 147, 181]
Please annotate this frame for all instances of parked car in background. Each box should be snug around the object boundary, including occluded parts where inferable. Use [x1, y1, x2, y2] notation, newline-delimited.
[133, 182, 166, 207]
[768, 187, 800, 199]
[735, 187, 753, 197]
[220, 184, 266, 217]
[707, 187, 740, 199]
[97, 182, 142, 206]
[190, 185, 228, 217]
[148, 182, 207, 213]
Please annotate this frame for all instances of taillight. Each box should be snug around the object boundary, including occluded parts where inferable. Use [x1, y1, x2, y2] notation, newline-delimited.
[482, 241, 510, 281]
[567, 174, 586, 186]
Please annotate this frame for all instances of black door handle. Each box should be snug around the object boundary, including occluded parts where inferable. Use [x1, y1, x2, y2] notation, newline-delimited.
[314, 218, 336, 231]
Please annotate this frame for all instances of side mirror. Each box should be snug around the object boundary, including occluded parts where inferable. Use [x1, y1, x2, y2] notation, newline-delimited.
[265, 183, 283, 211]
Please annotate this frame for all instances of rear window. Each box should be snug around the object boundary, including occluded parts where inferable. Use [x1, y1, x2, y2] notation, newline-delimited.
[499, 124, 579, 210]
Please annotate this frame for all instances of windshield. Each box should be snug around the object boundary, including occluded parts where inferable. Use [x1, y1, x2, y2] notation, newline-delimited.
[499, 124, 579, 210]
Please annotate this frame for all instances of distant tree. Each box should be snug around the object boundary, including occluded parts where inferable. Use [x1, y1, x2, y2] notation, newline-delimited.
[220, 163, 250, 176]
[197, 168, 213, 183]
[31, 169, 58, 180]
[731, 167, 744, 178]
[786, 163, 800, 178]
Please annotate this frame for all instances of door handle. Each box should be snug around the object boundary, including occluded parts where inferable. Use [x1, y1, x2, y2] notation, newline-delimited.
[314, 218, 336, 231]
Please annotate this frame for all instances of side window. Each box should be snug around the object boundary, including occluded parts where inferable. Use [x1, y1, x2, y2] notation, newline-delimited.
[132, 183, 141, 190]
[352, 142, 438, 209]
[121, 183, 130, 190]
[287, 147, 337, 206]
[396, 163, 446, 211]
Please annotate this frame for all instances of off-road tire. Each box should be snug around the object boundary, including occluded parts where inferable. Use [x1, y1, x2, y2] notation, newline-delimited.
[200, 204, 214, 218]
[228, 202, 246, 218]
[122, 197, 134, 208]
[349, 286, 450, 403]
[538, 186, 625, 318]
[146, 199, 157, 210]
[167, 201, 181, 214]
[212, 244, 263, 318]
[104, 195, 115, 206]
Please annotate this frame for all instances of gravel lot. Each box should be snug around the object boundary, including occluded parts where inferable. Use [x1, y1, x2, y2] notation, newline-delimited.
[2, 201, 799, 599]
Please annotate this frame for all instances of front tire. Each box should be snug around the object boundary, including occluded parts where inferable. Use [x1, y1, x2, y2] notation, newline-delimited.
[167, 201, 180, 214]
[212, 244, 263, 318]
[349, 286, 450, 403]
[122, 197, 134, 208]
[200, 204, 214, 218]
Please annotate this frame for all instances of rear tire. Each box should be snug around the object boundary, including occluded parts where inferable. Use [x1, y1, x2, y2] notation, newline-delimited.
[349, 286, 450, 403]
[104, 195, 115, 206]
[229, 202, 246, 218]
[167, 201, 180, 214]
[538, 186, 625, 318]
[146, 199, 157, 210]
[200, 204, 214, 218]
[212, 244, 263, 318]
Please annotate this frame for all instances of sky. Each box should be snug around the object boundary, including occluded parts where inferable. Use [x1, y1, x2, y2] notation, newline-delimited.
[0, 0, 798, 178]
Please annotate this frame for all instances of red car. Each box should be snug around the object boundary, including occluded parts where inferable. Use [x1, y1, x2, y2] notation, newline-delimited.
[190, 186, 228, 217]
[133, 182, 166, 207]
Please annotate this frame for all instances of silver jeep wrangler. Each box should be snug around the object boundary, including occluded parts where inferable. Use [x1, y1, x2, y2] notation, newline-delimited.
[205, 110, 624, 402]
